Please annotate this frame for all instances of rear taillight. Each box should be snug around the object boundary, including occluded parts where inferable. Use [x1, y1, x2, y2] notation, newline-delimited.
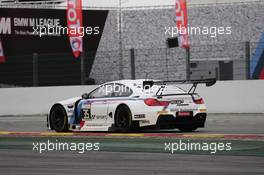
[144, 98, 169, 107]
[192, 95, 204, 104]
[194, 98, 204, 104]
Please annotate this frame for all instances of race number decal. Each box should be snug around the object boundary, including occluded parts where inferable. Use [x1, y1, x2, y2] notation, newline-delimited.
[81, 101, 92, 120]
[83, 109, 91, 120]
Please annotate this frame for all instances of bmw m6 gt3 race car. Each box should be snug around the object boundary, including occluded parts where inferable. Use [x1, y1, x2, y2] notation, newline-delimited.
[47, 79, 216, 132]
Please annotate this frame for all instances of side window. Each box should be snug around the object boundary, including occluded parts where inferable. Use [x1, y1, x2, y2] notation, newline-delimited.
[104, 84, 115, 97]
[89, 86, 104, 98]
[113, 84, 133, 97]
[89, 84, 114, 98]
[89, 83, 132, 98]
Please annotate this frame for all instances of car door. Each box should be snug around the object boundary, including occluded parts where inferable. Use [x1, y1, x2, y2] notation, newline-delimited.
[84, 84, 113, 126]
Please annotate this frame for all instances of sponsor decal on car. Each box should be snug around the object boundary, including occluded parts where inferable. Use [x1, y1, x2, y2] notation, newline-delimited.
[157, 111, 170, 115]
[170, 99, 184, 105]
[177, 111, 191, 117]
[170, 108, 198, 112]
[199, 109, 207, 112]
[92, 115, 107, 120]
[134, 114, 146, 119]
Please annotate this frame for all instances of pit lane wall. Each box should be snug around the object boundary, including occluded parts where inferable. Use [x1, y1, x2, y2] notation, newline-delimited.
[0, 80, 264, 115]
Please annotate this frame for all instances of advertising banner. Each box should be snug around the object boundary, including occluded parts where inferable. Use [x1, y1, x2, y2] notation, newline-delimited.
[0, 39, 5, 63]
[175, 0, 189, 48]
[67, 0, 83, 58]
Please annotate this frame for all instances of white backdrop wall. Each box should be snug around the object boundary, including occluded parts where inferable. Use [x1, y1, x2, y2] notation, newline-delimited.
[0, 80, 264, 115]
[180, 80, 264, 113]
[0, 85, 97, 116]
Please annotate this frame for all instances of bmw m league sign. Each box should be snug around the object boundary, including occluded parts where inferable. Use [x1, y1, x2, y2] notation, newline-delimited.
[0, 7, 108, 86]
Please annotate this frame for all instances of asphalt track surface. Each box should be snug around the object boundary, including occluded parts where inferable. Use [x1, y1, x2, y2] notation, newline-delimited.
[0, 114, 264, 175]
[0, 150, 264, 175]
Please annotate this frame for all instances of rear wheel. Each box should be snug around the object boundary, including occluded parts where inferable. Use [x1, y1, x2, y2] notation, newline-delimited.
[115, 105, 136, 132]
[178, 126, 198, 132]
[50, 105, 68, 132]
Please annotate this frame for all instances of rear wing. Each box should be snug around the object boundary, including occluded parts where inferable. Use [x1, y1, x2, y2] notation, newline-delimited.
[143, 78, 216, 96]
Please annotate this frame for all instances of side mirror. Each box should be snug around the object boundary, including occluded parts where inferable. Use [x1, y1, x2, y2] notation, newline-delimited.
[82, 93, 89, 99]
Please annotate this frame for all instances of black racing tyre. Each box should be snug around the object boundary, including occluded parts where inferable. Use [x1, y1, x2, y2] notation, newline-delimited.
[115, 105, 135, 132]
[178, 126, 198, 132]
[50, 105, 69, 132]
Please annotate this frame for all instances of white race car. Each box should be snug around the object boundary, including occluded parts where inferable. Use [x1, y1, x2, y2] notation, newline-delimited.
[47, 79, 215, 132]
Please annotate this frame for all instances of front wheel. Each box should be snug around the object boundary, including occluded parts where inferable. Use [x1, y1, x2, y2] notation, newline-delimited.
[178, 126, 198, 132]
[50, 105, 68, 132]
